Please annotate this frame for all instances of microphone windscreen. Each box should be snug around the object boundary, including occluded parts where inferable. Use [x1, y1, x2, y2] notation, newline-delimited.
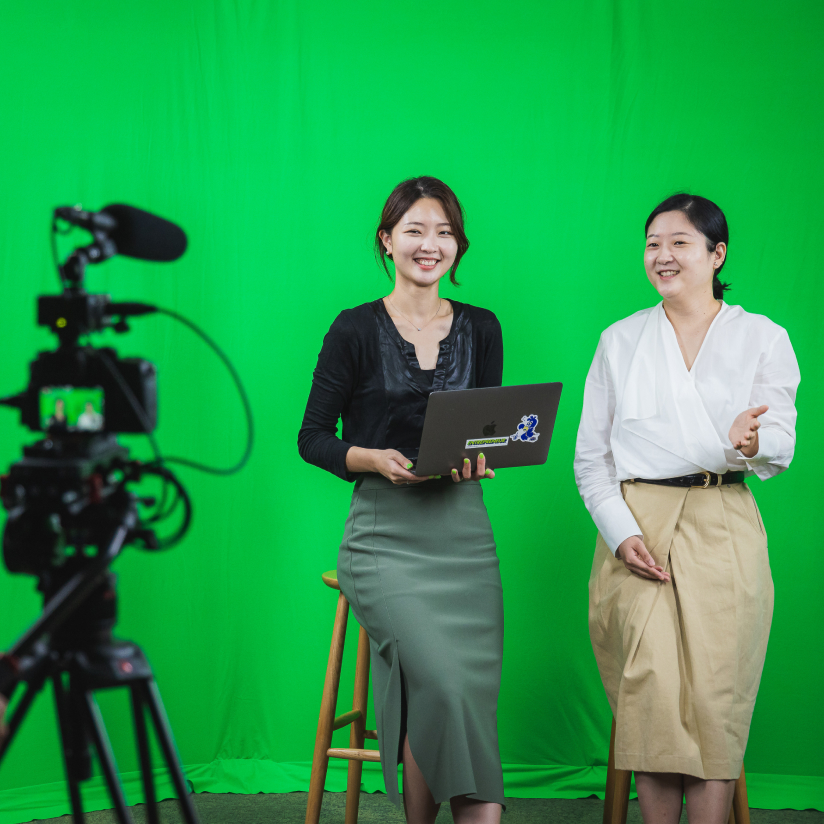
[101, 204, 188, 262]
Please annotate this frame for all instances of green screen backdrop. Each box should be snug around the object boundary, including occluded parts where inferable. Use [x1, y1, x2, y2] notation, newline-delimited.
[0, 1, 822, 820]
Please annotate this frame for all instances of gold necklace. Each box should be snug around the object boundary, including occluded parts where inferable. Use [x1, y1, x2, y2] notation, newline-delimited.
[386, 297, 442, 332]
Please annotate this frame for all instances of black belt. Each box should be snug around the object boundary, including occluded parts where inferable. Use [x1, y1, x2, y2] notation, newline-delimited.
[631, 471, 746, 489]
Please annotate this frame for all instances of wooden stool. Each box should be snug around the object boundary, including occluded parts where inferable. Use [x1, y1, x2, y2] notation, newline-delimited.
[305, 570, 380, 824]
[603, 718, 751, 824]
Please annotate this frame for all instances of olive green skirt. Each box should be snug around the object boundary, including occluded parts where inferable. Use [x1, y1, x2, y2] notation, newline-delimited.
[337, 474, 504, 806]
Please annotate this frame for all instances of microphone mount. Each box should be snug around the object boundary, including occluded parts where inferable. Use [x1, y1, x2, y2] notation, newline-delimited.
[56, 219, 119, 288]
[53, 203, 188, 289]
[54, 207, 119, 283]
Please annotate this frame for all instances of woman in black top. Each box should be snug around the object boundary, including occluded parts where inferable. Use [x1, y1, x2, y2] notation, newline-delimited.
[299, 177, 504, 824]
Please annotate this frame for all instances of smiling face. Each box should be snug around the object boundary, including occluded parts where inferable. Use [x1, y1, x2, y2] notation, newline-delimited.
[644, 210, 726, 302]
[380, 198, 458, 288]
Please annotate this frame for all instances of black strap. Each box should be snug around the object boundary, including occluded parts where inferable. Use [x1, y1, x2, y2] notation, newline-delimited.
[632, 471, 746, 488]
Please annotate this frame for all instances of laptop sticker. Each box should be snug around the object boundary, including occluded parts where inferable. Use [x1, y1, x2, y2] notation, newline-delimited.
[510, 414, 540, 443]
[465, 436, 508, 449]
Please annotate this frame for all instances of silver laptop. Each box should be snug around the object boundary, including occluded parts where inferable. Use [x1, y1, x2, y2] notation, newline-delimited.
[414, 382, 563, 476]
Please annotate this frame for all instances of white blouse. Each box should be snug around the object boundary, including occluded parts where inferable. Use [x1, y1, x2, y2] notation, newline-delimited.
[574, 302, 800, 554]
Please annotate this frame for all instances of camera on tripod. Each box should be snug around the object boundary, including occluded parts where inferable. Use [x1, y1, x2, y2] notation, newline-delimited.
[0, 203, 230, 824]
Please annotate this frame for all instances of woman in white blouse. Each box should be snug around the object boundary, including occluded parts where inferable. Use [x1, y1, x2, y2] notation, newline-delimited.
[575, 194, 799, 824]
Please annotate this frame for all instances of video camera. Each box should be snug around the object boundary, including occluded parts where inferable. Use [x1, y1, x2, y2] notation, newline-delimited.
[0, 203, 243, 821]
[2, 204, 186, 438]
[0, 204, 188, 579]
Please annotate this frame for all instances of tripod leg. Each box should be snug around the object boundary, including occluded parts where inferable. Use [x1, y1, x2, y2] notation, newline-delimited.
[139, 680, 199, 824]
[53, 674, 86, 823]
[80, 690, 135, 824]
[130, 685, 160, 824]
[0, 676, 45, 765]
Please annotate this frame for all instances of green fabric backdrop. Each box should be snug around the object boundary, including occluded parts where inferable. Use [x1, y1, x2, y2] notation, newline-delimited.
[0, 1, 822, 820]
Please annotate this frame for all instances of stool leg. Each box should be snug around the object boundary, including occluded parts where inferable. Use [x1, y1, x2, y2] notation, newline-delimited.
[306, 593, 350, 824]
[603, 718, 617, 824]
[731, 764, 750, 824]
[604, 718, 631, 824]
[345, 626, 371, 824]
[613, 768, 632, 824]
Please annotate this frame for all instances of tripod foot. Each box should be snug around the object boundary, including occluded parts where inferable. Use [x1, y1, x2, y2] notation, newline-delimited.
[138, 679, 199, 824]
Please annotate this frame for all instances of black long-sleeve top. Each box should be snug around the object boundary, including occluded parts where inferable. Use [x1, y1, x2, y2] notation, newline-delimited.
[298, 299, 504, 481]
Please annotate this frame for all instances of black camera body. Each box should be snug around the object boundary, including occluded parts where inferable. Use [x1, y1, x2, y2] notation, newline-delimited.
[5, 290, 159, 435]
[19, 343, 157, 435]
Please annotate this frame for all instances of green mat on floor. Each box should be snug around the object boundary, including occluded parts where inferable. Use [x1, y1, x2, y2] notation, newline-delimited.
[2, 761, 822, 824]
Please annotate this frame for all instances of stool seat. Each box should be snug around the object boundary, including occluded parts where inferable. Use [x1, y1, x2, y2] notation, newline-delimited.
[321, 570, 340, 590]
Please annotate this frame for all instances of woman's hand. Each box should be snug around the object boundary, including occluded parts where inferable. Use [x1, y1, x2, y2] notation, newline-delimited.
[451, 453, 495, 483]
[345, 446, 436, 485]
[615, 536, 670, 582]
[373, 450, 435, 485]
[729, 405, 768, 458]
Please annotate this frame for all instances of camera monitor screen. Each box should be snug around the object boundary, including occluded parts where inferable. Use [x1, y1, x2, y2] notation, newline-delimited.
[39, 386, 105, 432]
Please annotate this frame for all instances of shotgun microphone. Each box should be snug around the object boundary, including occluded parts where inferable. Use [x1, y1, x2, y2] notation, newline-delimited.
[54, 203, 187, 262]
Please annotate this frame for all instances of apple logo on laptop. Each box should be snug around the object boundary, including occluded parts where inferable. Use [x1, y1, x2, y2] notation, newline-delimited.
[483, 421, 496, 437]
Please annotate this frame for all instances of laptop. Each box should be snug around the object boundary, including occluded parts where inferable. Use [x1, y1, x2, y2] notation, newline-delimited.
[414, 382, 563, 476]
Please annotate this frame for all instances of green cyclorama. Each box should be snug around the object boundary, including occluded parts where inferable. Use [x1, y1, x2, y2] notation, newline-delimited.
[0, 1, 821, 820]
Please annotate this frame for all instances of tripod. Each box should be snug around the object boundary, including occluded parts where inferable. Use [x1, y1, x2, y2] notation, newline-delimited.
[0, 493, 201, 824]
[3, 638, 198, 824]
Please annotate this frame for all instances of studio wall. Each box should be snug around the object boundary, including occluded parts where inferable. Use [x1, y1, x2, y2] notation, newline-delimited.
[0, 1, 822, 820]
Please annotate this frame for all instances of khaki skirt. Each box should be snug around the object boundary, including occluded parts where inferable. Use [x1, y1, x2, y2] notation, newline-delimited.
[589, 481, 773, 779]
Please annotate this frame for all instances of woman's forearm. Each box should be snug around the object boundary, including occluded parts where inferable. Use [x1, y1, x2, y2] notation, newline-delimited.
[346, 446, 379, 473]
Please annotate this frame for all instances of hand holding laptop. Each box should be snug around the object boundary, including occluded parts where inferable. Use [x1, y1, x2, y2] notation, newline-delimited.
[450, 453, 494, 483]
[345, 446, 438, 485]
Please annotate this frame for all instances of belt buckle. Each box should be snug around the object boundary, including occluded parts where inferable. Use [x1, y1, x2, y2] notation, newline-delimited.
[691, 471, 712, 489]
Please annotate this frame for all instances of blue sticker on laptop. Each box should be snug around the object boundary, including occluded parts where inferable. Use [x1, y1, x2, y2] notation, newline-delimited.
[510, 414, 540, 443]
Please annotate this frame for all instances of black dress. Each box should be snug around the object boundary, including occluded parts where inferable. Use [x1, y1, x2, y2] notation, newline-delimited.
[299, 299, 505, 807]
